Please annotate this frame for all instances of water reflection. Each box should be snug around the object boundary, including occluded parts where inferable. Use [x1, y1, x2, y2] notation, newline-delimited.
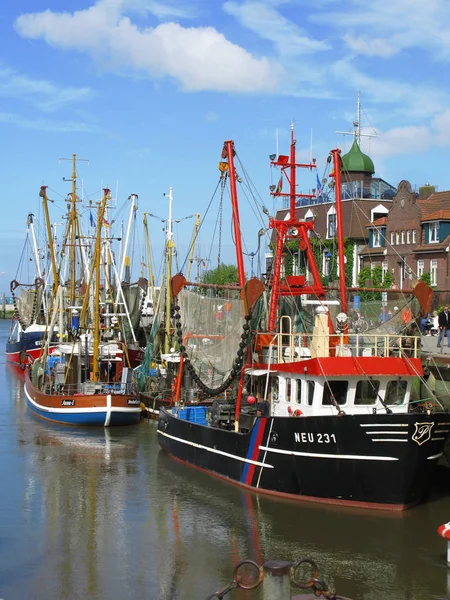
[0, 313, 449, 600]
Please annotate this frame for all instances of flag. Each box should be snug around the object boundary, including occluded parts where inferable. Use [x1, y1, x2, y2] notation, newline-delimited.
[316, 173, 323, 196]
[275, 176, 283, 194]
[103, 219, 110, 227]
[89, 211, 95, 227]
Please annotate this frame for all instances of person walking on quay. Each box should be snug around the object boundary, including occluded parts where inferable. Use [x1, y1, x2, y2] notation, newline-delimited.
[437, 305, 450, 347]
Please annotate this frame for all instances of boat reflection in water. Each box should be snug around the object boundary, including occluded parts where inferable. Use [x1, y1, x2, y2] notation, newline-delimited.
[155, 449, 450, 600]
[4, 355, 450, 600]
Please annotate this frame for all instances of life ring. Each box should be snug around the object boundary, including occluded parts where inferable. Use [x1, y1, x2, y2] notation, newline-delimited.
[293, 409, 303, 417]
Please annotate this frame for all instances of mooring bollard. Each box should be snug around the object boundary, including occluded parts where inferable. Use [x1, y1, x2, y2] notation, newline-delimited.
[438, 521, 450, 566]
[261, 560, 292, 599]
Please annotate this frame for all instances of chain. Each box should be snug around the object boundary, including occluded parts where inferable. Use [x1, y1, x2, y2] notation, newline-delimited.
[173, 300, 252, 397]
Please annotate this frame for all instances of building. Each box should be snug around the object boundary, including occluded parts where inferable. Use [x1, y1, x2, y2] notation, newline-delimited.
[361, 183, 450, 300]
[271, 137, 396, 286]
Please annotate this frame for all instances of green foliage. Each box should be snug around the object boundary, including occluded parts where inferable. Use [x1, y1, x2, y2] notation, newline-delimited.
[202, 264, 239, 286]
[358, 265, 391, 301]
[419, 272, 431, 286]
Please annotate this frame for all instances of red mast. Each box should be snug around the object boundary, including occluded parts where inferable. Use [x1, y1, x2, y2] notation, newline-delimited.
[267, 125, 325, 332]
[223, 140, 246, 289]
[330, 148, 347, 316]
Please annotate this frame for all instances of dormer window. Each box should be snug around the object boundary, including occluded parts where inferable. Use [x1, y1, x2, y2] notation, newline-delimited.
[429, 222, 439, 243]
[373, 229, 381, 247]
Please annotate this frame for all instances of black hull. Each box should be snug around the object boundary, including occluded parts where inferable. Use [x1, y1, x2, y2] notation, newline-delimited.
[157, 410, 450, 510]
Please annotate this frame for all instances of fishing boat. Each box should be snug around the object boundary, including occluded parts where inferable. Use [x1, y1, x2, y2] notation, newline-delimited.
[157, 131, 450, 510]
[6, 212, 57, 371]
[137, 191, 209, 419]
[24, 156, 141, 426]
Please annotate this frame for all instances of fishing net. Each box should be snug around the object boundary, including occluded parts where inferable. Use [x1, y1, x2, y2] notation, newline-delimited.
[13, 286, 44, 327]
[178, 287, 246, 388]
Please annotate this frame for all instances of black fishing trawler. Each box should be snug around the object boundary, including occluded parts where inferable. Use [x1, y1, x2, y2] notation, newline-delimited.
[157, 130, 450, 510]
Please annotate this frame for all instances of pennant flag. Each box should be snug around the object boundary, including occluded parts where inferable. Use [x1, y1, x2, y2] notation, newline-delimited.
[89, 211, 95, 227]
[275, 176, 283, 194]
[103, 219, 110, 227]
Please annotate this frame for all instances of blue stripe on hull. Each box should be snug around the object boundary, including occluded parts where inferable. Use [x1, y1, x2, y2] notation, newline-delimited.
[26, 397, 140, 427]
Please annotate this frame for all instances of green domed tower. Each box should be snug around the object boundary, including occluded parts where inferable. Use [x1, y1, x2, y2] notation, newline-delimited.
[341, 138, 375, 175]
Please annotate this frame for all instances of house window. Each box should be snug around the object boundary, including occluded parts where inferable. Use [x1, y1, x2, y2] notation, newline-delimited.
[327, 213, 336, 238]
[373, 228, 381, 247]
[396, 231, 400, 245]
[323, 250, 332, 278]
[412, 230, 417, 243]
[401, 231, 405, 244]
[407, 230, 411, 244]
[382, 260, 388, 281]
[429, 222, 439, 243]
[430, 259, 438, 286]
[390, 232, 394, 245]
[417, 260, 424, 278]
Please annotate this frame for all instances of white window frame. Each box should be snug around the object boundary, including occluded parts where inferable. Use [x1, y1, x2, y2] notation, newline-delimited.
[373, 228, 381, 248]
[429, 222, 439, 243]
[412, 230, 417, 244]
[407, 230, 411, 244]
[382, 260, 388, 281]
[390, 232, 394, 245]
[417, 260, 424, 278]
[323, 249, 331, 277]
[326, 206, 336, 239]
[401, 231, 405, 244]
[430, 260, 438, 286]
[396, 231, 400, 245]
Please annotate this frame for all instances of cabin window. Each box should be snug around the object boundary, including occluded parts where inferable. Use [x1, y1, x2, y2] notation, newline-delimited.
[271, 377, 279, 401]
[296, 380, 302, 404]
[307, 381, 315, 406]
[286, 377, 292, 402]
[322, 380, 348, 406]
[355, 380, 380, 405]
[385, 380, 407, 405]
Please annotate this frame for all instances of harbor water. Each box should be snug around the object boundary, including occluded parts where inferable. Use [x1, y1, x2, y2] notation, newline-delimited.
[1, 320, 450, 600]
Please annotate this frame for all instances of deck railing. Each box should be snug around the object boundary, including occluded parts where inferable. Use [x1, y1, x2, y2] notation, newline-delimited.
[256, 332, 421, 363]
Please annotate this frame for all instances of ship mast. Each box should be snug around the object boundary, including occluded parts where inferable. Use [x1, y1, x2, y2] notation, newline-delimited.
[164, 187, 175, 354]
[268, 124, 324, 332]
[330, 149, 347, 316]
[224, 141, 246, 288]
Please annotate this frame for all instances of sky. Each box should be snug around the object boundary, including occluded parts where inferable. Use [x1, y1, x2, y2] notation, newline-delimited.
[1, 0, 450, 292]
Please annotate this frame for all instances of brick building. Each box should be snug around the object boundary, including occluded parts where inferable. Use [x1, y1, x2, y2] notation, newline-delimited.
[361, 183, 450, 299]
[271, 138, 396, 285]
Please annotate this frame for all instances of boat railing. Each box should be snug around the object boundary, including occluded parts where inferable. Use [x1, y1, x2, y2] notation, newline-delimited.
[257, 332, 421, 363]
[47, 381, 137, 396]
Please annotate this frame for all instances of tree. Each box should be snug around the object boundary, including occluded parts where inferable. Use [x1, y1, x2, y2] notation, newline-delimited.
[420, 272, 431, 286]
[202, 264, 240, 286]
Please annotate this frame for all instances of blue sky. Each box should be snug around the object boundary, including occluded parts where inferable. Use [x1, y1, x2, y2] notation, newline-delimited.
[1, 0, 450, 291]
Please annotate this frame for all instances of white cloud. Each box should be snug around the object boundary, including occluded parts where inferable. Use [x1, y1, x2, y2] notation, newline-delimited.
[0, 64, 93, 112]
[313, 0, 450, 59]
[15, 0, 281, 93]
[224, 1, 330, 55]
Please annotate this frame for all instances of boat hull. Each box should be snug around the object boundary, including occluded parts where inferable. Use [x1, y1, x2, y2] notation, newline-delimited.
[24, 370, 141, 427]
[157, 409, 450, 510]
